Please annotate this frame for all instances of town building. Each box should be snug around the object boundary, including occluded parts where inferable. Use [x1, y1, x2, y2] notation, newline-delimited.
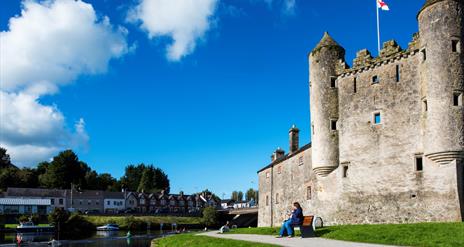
[0, 198, 51, 215]
[103, 191, 126, 214]
[258, 0, 464, 226]
[5, 188, 67, 210]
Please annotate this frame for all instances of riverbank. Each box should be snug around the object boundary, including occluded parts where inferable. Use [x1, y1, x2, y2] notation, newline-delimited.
[151, 233, 277, 247]
[224, 222, 464, 247]
[84, 215, 203, 230]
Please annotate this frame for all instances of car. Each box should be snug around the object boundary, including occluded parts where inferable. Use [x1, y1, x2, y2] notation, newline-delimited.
[84, 209, 100, 215]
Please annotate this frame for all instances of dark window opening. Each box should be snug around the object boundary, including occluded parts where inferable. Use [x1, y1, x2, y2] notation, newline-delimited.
[353, 77, 357, 93]
[372, 75, 379, 84]
[312, 123, 315, 135]
[422, 49, 426, 61]
[331, 120, 337, 131]
[423, 100, 428, 112]
[374, 112, 381, 124]
[275, 193, 279, 204]
[453, 92, 462, 106]
[306, 186, 312, 200]
[330, 77, 337, 88]
[266, 196, 269, 206]
[342, 166, 348, 178]
[452, 40, 460, 53]
[416, 156, 423, 171]
[396, 65, 400, 82]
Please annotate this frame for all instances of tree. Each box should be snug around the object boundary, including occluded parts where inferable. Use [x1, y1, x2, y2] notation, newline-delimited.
[202, 206, 217, 227]
[121, 164, 170, 193]
[137, 167, 154, 192]
[0, 167, 20, 190]
[120, 164, 146, 191]
[39, 150, 87, 189]
[0, 147, 13, 169]
[245, 188, 257, 201]
[237, 191, 244, 201]
[231, 191, 239, 201]
[48, 208, 70, 226]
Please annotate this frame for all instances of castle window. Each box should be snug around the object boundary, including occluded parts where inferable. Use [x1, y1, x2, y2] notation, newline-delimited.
[306, 186, 312, 200]
[311, 123, 315, 135]
[343, 165, 348, 178]
[275, 193, 279, 204]
[330, 77, 337, 88]
[353, 77, 357, 93]
[266, 172, 270, 178]
[415, 155, 423, 171]
[277, 166, 282, 174]
[330, 119, 337, 131]
[421, 49, 427, 61]
[453, 92, 462, 106]
[372, 75, 379, 84]
[266, 195, 269, 206]
[299, 156, 304, 166]
[373, 112, 382, 125]
[452, 40, 460, 53]
[422, 100, 428, 112]
[395, 65, 400, 82]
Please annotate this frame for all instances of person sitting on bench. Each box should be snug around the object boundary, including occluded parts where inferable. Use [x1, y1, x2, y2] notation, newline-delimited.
[277, 202, 304, 238]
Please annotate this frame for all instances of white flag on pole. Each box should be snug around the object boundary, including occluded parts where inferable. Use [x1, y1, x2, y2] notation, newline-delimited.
[377, 0, 390, 11]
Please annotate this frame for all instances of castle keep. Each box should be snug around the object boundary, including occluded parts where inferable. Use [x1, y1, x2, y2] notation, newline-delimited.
[258, 0, 464, 226]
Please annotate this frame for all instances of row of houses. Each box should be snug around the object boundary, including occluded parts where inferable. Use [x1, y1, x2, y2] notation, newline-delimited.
[0, 187, 219, 216]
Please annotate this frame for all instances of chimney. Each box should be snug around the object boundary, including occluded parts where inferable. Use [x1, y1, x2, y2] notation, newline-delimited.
[289, 124, 299, 153]
[271, 147, 285, 162]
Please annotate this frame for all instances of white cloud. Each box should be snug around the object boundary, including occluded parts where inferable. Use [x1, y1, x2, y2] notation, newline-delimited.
[128, 0, 218, 61]
[0, 0, 129, 166]
[253, 0, 296, 15]
[283, 0, 296, 15]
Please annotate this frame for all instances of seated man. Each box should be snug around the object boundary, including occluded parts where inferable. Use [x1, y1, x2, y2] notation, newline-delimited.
[276, 202, 303, 238]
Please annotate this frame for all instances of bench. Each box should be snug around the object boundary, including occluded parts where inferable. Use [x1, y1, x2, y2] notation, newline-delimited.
[295, 215, 318, 238]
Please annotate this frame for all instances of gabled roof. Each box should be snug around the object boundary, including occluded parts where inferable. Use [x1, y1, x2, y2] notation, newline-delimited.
[257, 143, 311, 173]
[103, 191, 125, 199]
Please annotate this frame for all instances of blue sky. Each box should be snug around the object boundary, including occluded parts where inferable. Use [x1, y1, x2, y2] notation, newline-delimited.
[0, 0, 424, 198]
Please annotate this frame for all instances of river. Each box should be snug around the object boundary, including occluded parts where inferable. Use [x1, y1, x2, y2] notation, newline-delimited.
[0, 230, 164, 246]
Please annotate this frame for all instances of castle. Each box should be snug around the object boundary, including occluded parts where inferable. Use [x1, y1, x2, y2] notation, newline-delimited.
[258, 0, 464, 226]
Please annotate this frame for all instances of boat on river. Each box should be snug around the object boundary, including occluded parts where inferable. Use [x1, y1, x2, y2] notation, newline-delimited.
[16, 221, 54, 233]
[96, 224, 120, 231]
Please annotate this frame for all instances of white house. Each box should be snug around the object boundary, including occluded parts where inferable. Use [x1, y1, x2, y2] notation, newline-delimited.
[0, 198, 52, 215]
[103, 191, 126, 213]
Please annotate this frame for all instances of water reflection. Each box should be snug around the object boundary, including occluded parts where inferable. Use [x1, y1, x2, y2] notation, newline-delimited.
[0, 231, 161, 247]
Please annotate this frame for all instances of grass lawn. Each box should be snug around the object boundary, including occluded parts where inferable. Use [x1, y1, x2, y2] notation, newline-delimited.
[84, 215, 202, 229]
[152, 233, 277, 247]
[4, 223, 50, 228]
[226, 222, 464, 247]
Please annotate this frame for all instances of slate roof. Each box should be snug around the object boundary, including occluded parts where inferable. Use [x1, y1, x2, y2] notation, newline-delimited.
[0, 198, 51, 205]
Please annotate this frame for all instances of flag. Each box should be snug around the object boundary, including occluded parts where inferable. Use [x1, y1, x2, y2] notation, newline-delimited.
[377, 0, 389, 11]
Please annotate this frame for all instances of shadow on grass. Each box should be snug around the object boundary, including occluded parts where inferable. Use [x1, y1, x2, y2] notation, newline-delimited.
[315, 228, 334, 237]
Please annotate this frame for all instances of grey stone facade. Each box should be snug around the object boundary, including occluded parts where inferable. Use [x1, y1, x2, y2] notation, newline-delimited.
[258, 0, 464, 226]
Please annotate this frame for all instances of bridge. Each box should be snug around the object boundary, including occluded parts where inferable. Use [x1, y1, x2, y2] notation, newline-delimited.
[218, 207, 259, 227]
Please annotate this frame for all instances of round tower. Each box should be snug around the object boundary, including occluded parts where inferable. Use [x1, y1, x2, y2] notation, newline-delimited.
[309, 32, 344, 177]
[418, 0, 464, 164]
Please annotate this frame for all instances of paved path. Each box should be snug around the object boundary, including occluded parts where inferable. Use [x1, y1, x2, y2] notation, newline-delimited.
[198, 231, 398, 247]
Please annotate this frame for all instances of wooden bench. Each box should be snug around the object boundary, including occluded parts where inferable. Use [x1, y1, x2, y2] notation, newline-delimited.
[296, 215, 317, 238]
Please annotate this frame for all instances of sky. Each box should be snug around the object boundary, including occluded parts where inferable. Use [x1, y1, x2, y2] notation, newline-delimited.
[0, 0, 425, 198]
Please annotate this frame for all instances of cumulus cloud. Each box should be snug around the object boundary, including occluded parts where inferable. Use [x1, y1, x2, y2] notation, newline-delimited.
[0, 0, 129, 166]
[128, 0, 218, 61]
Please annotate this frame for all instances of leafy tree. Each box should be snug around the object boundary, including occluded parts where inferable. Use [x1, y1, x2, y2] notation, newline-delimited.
[0, 147, 13, 169]
[245, 188, 258, 201]
[39, 150, 87, 189]
[202, 206, 217, 227]
[137, 167, 154, 192]
[0, 167, 21, 190]
[18, 168, 39, 188]
[98, 173, 119, 191]
[48, 208, 70, 226]
[120, 164, 146, 191]
[237, 191, 244, 202]
[121, 164, 170, 193]
[153, 167, 170, 193]
[231, 191, 239, 201]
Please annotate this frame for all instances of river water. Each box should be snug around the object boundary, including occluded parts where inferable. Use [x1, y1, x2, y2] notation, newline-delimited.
[0, 230, 163, 246]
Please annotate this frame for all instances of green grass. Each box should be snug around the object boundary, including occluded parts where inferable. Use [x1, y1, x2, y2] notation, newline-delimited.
[4, 223, 50, 228]
[84, 215, 202, 229]
[226, 222, 464, 247]
[152, 233, 277, 247]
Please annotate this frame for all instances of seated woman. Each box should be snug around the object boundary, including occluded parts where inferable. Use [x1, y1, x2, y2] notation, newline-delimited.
[277, 202, 303, 238]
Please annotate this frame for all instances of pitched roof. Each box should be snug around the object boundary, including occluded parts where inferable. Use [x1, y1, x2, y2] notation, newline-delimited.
[103, 191, 125, 199]
[257, 143, 311, 173]
[7, 187, 66, 197]
[310, 32, 344, 56]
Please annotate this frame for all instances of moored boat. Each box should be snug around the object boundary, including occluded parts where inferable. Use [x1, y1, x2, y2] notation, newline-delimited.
[96, 224, 119, 231]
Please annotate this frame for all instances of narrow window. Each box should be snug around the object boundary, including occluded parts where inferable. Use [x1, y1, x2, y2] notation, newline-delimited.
[266, 195, 269, 206]
[396, 65, 400, 82]
[372, 75, 379, 84]
[453, 92, 462, 106]
[452, 40, 460, 53]
[331, 119, 337, 131]
[343, 166, 348, 178]
[353, 77, 357, 93]
[299, 156, 304, 166]
[306, 186, 312, 200]
[311, 123, 314, 135]
[266, 172, 270, 178]
[421, 49, 427, 61]
[277, 166, 282, 174]
[374, 112, 381, 124]
[275, 193, 279, 204]
[415, 156, 423, 171]
[330, 77, 337, 88]
[423, 100, 428, 112]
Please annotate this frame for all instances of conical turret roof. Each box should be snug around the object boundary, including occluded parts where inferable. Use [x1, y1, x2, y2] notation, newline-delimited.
[310, 32, 344, 56]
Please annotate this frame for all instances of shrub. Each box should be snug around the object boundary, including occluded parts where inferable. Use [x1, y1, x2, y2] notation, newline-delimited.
[202, 207, 217, 227]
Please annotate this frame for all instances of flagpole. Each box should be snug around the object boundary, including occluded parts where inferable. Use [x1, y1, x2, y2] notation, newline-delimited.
[376, 0, 381, 55]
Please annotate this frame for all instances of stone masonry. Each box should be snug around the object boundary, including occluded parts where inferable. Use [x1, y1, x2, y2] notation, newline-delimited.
[258, 0, 464, 226]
